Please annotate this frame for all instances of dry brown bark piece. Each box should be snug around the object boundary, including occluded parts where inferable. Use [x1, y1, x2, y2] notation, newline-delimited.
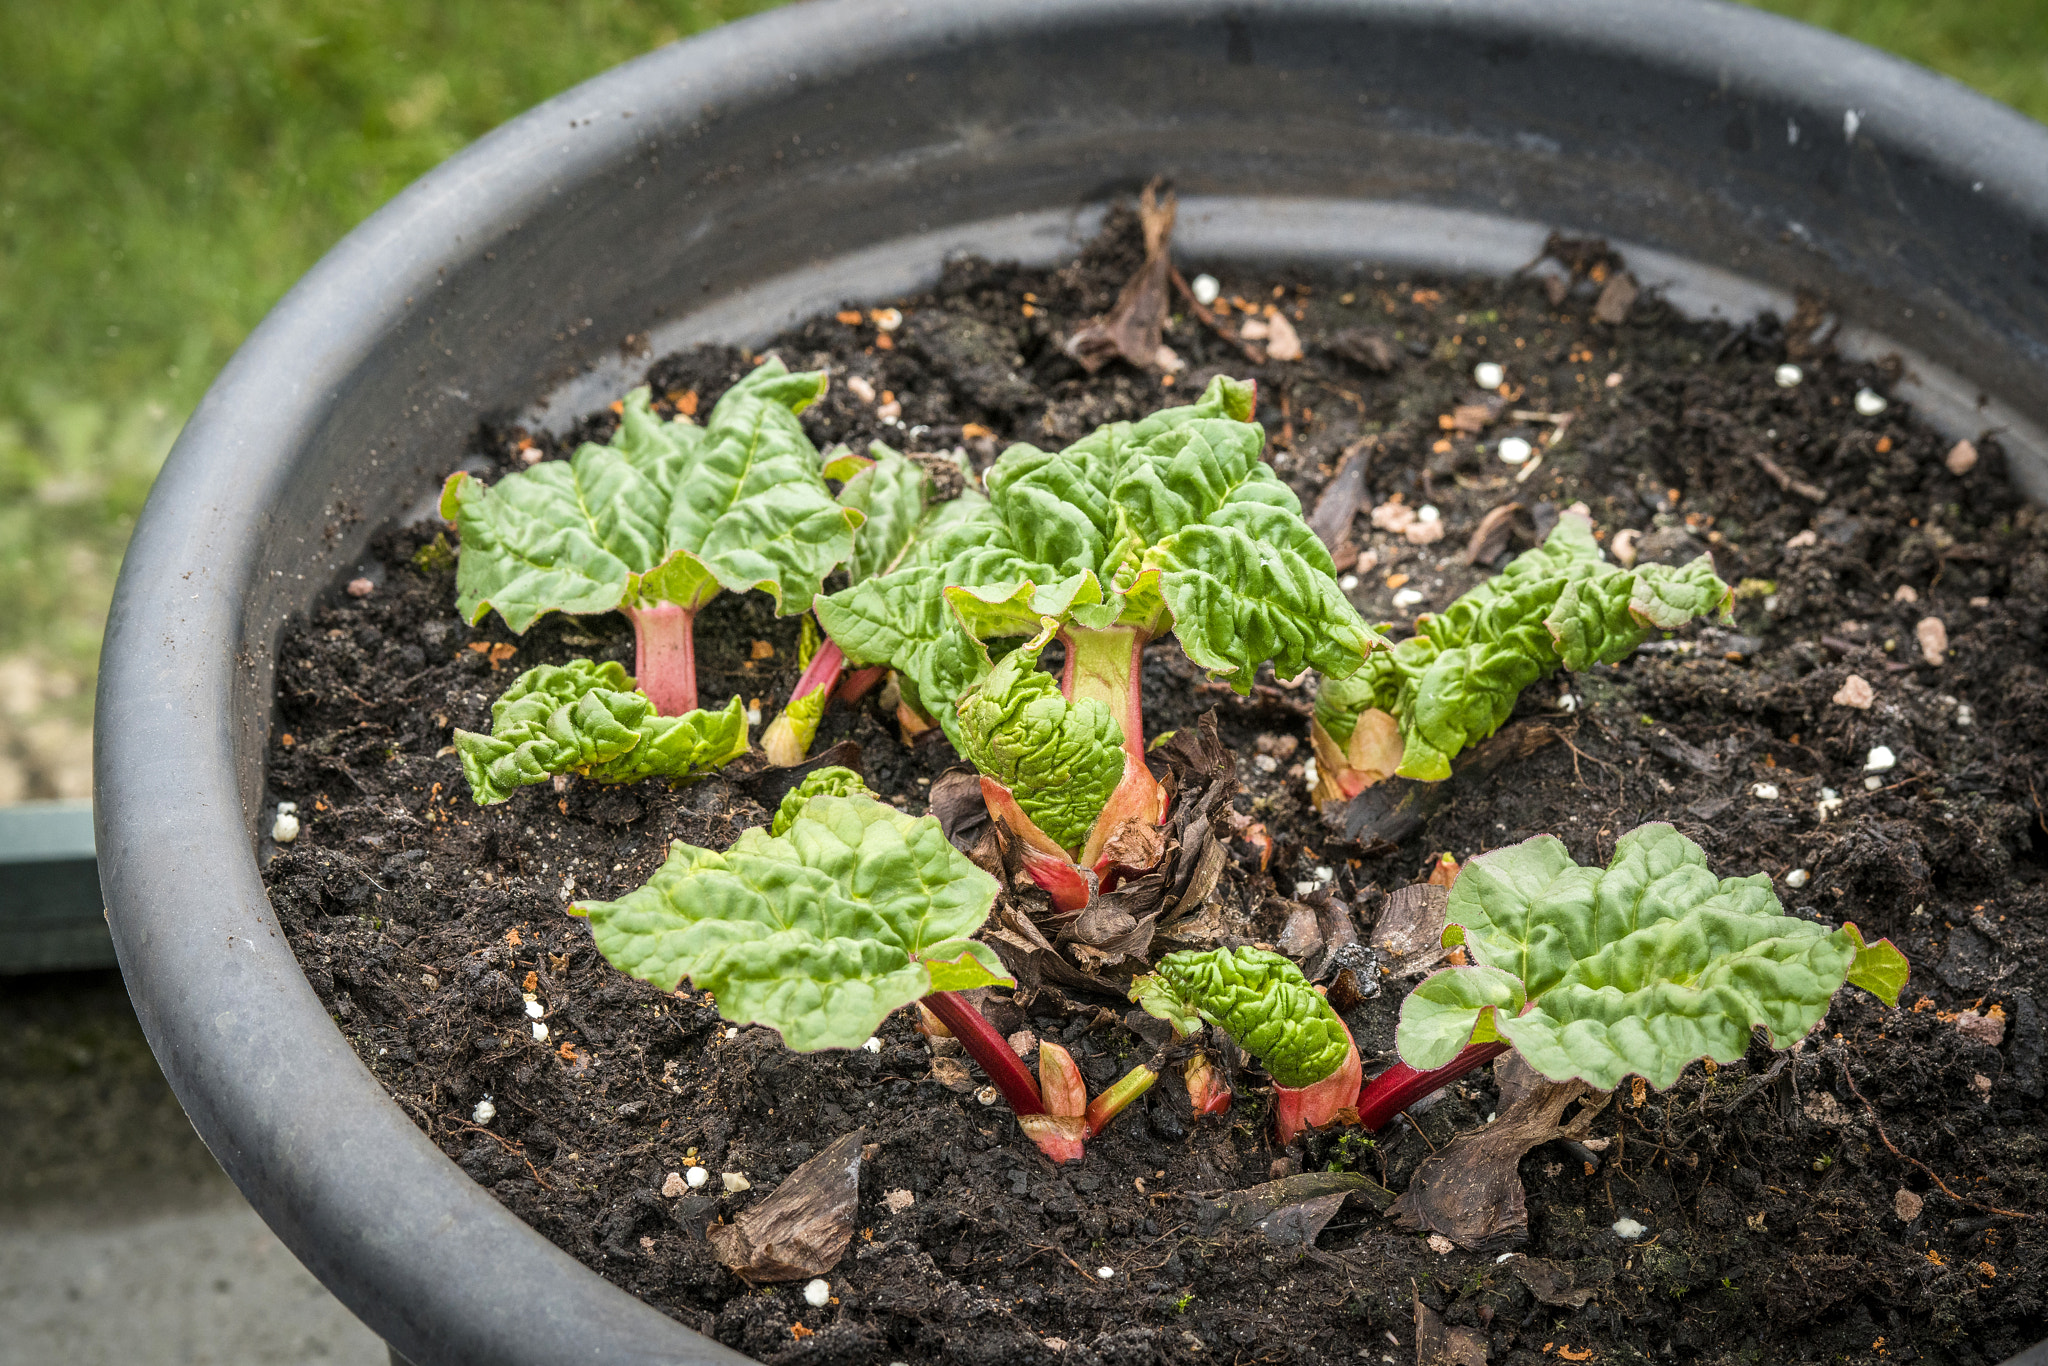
[1388, 1055, 1611, 1252]
[707, 1130, 864, 1283]
[1372, 883, 1450, 972]
[1593, 271, 1639, 325]
[1063, 181, 1178, 374]
[1307, 438, 1373, 563]
[1498, 1253, 1602, 1308]
[1413, 1294, 1489, 1366]
[1462, 502, 1527, 566]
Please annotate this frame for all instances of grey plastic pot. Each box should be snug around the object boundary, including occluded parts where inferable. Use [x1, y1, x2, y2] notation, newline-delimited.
[96, 2, 2048, 1363]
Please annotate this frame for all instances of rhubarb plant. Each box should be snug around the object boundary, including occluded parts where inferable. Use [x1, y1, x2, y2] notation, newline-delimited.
[1132, 947, 1361, 1144]
[819, 377, 1380, 905]
[441, 361, 860, 717]
[761, 444, 986, 765]
[572, 774, 1009, 1049]
[1312, 515, 1730, 793]
[453, 661, 748, 804]
[1356, 823, 1909, 1128]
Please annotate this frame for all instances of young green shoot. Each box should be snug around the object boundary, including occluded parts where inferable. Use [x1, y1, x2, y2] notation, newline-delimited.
[1312, 513, 1729, 795]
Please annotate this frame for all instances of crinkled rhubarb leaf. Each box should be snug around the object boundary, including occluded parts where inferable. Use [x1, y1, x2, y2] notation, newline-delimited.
[816, 376, 1380, 736]
[1134, 947, 1351, 1089]
[453, 661, 748, 804]
[772, 765, 872, 836]
[830, 442, 987, 584]
[1395, 823, 1910, 1090]
[442, 361, 859, 631]
[574, 793, 1009, 1050]
[1336, 518, 1729, 781]
[955, 628, 1126, 855]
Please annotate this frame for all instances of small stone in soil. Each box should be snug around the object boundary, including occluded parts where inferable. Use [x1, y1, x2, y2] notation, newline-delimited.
[1864, 776, 1884, 791]
[722, 1172, 751, 1193]
[663, 1172, 687, 1198]
[687, 1167, 709, 1189]
[861, 1036, 881, 1053]
[345, 577, 374, 598]
[1833, 674, 1875, 709]
[1611, 1217, 1648, 1240]
[1785, 869, 1810, 888]
[1191, 273, 1220, 306]
[1916, 617, 1947, 665]
[471, 1098, 496, 1125]
[1473, 361, 1505, 389]
[1426, 1234, 1454, 1254]
[271, 802, 300, 844]
[1894, 1188, 1924, 1222]
[1946, 438, 1979, 474]
[1864, 745, 1896, 773]
[1774, 363, 1803, 388]
[804, 1279, 831, 1308]
[1097, 1266, 1115, 1279]
[1750, 783, 1779, 800]
[884, 1189, 915, 1214]
[1497, 436, 1533, 464]
[1854, 387, 1888, 416]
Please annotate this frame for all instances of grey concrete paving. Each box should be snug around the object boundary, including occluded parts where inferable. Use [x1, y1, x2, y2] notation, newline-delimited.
[1, 971, 385, 1366]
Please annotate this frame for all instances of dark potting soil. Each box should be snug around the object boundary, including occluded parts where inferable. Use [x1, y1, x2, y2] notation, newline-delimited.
[261, 209, 2048, 1366]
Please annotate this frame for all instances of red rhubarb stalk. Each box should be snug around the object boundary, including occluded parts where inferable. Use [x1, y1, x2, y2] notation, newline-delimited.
[1272, 1037, 1362, 1146]
[1059, 625, 1151, 768]
[760, 634, 847, 766]
[1353, 1041, 1511, 1133]
[921, 991, 1046, 1121]
[623, 600, 698, 716]
[836, 664, 886, 705]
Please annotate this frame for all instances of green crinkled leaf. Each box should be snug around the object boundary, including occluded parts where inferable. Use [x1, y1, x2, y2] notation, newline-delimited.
[832, 442, 989, 584]
[443, 360, 859, 632]
[1395, 823, 1912, 1091]
[453, 661, 748, 804]
[1136, 947, 1351, 1089]
[1349, 518, 1730, 781]
[954, 632, 1126, 855]
[815, 375, 1378, 726]
[572, 794, 1007, 1051]
[1395, 963, 1525, 1070]
[772, 766, 872, 837]
[1845, 924, 1910, 1008]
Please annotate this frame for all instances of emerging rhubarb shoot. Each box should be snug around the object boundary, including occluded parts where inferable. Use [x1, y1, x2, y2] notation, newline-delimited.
[453, 661, 748, 804]
[442, 361, 860, 716]
[1312, 513, 1730, 791]
[1132, 947, 1360, 1145]
[761, 442, 987, 764]
[1357, 822, 1910, 1126]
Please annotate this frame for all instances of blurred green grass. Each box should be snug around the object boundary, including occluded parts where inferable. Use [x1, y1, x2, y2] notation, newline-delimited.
[0, 0, 2042, 800]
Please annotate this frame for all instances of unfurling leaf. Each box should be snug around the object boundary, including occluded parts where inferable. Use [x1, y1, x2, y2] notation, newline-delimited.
[1132, 947, 1351, 1090]
[772, 765, 872, 836]
[955, 628, 1126, 855]
[453, 661, 747, 804]
[572, 791, 1008, 1051]
[1395, 823, 1911, 1090]
[816, 376, 1381, 742]
[1320, 517, 1730, 781]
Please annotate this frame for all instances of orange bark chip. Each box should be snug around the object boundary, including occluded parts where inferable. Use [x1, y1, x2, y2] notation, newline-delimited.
[835, 310, 863, 326]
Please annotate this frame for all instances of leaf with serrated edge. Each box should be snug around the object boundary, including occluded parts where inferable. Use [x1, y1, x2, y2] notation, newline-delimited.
[1395, 823, 1911, 1091]
[453, 661, 747, 804]
[816, 375, 1379, 725]
[573, 794, 1007, 1050]
[444, 360, 858, 634]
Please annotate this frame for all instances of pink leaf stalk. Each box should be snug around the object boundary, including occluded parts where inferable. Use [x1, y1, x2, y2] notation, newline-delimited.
[624, 601, 698, 716]
[1184, 1053, 1232, 1117]
[921, 991, 1046, 1123]
[760, 634, 847, 766]
[836, 665, 887, 705]
[1272, 1035, 1362, 1146]
[1353, 1041, 1511, 1133]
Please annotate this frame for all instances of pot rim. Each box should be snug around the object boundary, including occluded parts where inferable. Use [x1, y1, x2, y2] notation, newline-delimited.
[95, 3, 2048, 1364]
